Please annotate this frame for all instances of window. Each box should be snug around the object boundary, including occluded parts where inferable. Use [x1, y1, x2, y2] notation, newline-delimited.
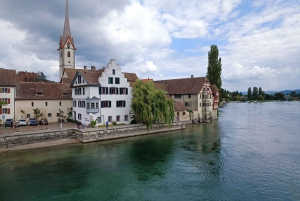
[2, 108, 9, 114]
[174, 95, 182, 99]
[67, 43, 70, 49]
[108, 116, 112, 122]
[110, 87, 118, 94]
[59, 102, 61, 106]
[125, 115, 128, 121]
[78, 114, 82, 120]
[75, 88, 82, 95]
[78, 101, 81, 108]
[108, 77, 113, 84]
[83, 88, 85, 95]
[67, 51, 70, 57]
[120, 88, 128, 95]
[31, 102, 34, 107]
[97, 117, 102, 123]
[73, 100, 76, 107]
[183, 112, 186, 115]
[56, 113, 60, 117]
[188, 94, 191, 98]
[116, 115, 120, 122]
[48, 113, 52, 118]
[82, 101, 86, 108]
[112, 69, 115, 75]
[91, 103, 95, 108]
[0, 88, 9, 93]
[115, 77, 120, 84]
[45, 102, 48, 106]
[185, 102, 190, 107]
[101, 101, 111, 108]
[199, 103, 202, 107]
[116, 100, 126, 107]
[96, 102, 99, 108]
[87, 103, 90, 108]
[99, 87, 108, 94]
[2, 98, 10, 104]
[78, 75, 81, 84]
[27, 114, 30, 118]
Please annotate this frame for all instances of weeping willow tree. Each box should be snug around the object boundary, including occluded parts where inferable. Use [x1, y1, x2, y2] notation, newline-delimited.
[131, 80, 174, 131]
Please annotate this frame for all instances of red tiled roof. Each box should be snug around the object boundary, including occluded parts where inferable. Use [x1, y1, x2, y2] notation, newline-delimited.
[124, 72, 138, 82]
[211, 85, 219, 96]
[17, 71, 40, 82]
[141, 78, 153, 82]
[16, 82, 72, 100]
[0, 68, 17, 86]
[154, 77, 208, 95]
[174, 101, 187, 111]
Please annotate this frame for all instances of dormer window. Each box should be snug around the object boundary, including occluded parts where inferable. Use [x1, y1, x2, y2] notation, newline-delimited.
[67, 43, 70, 49]
[112, 69, 115, 75]
[78, 75, 81, 84]
[36, 92, 44, 96]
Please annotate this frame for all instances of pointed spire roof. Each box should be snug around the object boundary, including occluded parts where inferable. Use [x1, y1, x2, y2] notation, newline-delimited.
[59, 0, 76, 49]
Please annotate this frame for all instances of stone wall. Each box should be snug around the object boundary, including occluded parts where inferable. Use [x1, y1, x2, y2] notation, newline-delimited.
[74, 122, 185, 143]
[0, 130, 74, 148]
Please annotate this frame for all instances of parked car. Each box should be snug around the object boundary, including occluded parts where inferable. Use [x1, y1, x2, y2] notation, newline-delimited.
[17, 119, 27, 126]
[5, 119, 14, 127]
[28, 118, 38, 126]
[39, 119, 48, 125]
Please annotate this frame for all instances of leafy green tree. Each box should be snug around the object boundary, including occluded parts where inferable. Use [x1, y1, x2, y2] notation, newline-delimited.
[275, 92, 285, 100]
[40, 72, 47, 81]
[33, 108, 43, 120]
[131, 80, 174, 130]
[0, 100, 7, 110]
[259, 87, 263, 96]
[253, 87, 258, 100]
[207, 45, 222, 90]
[247, 87, 252, 101]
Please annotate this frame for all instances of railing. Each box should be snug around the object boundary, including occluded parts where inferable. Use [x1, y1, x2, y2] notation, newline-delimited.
[86, 108, 99, 113]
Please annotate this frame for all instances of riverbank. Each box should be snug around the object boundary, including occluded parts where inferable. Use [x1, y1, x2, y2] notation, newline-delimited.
[0, 121, 187, 153]
[0, 138, 79, 153]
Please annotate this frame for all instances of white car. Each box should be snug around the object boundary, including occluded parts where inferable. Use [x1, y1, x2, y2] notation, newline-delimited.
[17, 119, 27, 126]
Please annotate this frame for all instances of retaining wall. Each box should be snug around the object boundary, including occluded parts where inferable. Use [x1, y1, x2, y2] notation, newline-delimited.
[73, 122, 185, 143]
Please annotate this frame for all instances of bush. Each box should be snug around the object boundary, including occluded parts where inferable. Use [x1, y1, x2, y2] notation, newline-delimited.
[112, 121, 117, 126]
[130, 119, 136, 124]
[90, 119, 97, 128]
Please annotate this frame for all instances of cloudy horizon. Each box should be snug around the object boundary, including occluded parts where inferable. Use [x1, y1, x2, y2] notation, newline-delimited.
[0, 0, 299, 92]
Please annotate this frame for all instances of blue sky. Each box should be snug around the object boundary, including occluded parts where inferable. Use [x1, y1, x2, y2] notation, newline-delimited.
[0, 0, 299, 92]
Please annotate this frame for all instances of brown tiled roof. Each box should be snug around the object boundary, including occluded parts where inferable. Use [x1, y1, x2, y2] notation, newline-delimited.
[141, 78, 153, 82]
[174, 101, 187, 111]
[0, 68, 18, 86]
[154, 77, 208, 95]
[62, 68, 104, 85]
[124, 72, 138, 82]
[17, 71, 40, 82]
[16, 82, 72, 100]
[153, 82, 168, 92]
[211, 85, 219, 96]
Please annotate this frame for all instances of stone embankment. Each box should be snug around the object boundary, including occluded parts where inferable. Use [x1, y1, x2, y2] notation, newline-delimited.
[73, 122, 185, 143]
[0, 122, 185, 150]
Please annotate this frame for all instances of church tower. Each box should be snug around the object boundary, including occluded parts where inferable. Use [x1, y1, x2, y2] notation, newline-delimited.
[58, 0, 76, 80]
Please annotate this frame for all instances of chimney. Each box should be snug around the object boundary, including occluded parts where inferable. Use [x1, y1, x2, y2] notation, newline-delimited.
[191, 75, 194, 78]
[91, 66, 96, 71]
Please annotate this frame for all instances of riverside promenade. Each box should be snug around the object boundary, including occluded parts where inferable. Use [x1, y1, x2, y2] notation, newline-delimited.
[0, 121, 186, 153]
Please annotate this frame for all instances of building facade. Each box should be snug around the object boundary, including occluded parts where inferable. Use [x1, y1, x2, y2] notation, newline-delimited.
[71, 59, 133, 126]
[0, 69, 17, 122]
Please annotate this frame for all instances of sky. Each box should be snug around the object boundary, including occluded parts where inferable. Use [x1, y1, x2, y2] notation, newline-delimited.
[0, 0, 299, 92]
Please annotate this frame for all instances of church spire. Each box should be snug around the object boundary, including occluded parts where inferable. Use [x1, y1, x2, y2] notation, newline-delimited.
[59, 0, 76, 49]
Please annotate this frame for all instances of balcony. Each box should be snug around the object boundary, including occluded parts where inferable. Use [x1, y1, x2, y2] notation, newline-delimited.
[86, 108, 99, 113]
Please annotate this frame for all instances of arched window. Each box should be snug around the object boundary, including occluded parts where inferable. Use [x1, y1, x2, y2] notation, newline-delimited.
[67, 51, 70, 57]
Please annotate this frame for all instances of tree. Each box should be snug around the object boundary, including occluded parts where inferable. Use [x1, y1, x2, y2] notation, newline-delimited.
[253, 87, 258, 100]
[207, 45, 222, 90]
[275, 92, 285, 100]
[131, 80, 174, 130]
[0, 100, 7, 110]
[33, 108, 43, 120]
[247, 87, 252, 100]
[259, 87, 263, 96]
[40, 72, 47, 81]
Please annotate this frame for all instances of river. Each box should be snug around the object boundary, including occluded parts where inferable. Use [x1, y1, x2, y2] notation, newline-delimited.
[0, 102, 299, 200]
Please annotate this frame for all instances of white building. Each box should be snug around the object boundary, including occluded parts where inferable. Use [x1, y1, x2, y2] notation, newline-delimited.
[0, 69, 17, 122]
[70, 59, 134, 126]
